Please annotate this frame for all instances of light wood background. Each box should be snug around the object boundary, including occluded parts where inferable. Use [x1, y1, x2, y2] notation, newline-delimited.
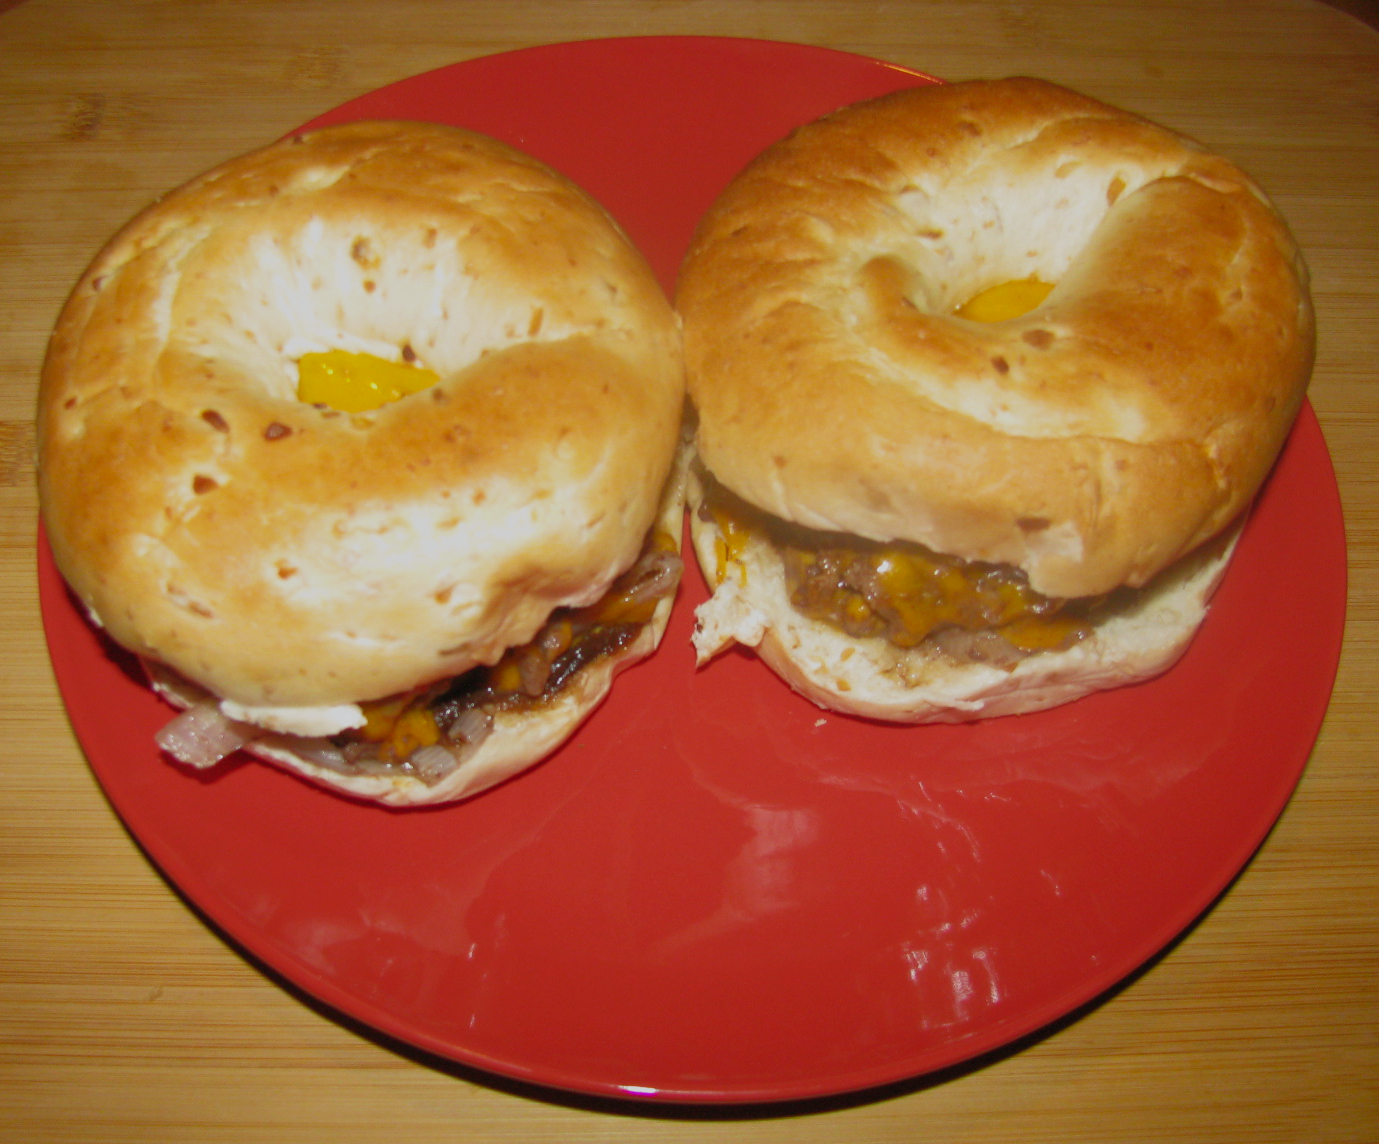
[2, 1, 1376, 1141]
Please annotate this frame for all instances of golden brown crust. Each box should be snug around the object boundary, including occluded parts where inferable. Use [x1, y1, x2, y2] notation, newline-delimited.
[38, 120, 684, 720]
[676, 77, 1312, 598]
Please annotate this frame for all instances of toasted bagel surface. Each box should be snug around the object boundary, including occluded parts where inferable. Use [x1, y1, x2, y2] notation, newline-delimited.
[676, 77, 1312, 599]
[38, 120, 685, 723]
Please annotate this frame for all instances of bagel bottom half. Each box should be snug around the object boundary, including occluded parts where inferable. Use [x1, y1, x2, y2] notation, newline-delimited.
[687, 463, 1239, 723]
[150, 450, 688, 808]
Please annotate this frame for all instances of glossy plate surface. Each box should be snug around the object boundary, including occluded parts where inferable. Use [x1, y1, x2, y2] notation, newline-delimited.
[38, 37, 1347, 1105]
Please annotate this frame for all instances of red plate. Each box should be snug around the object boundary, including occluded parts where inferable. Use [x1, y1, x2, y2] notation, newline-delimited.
[38, 37, 1346, 1104]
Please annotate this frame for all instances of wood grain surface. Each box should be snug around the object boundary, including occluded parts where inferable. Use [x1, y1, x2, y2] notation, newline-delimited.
[2, 1, 1376, 1141]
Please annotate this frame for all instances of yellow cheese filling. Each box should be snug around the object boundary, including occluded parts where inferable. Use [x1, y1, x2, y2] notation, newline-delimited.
[353, 529, 680, 762]
[706, 494, 1090, 657]
[954, 278, 1054, 323]
[787, 542, 1087, 653]
[484, 528, 679, 697]
[297, 350, 439, 412]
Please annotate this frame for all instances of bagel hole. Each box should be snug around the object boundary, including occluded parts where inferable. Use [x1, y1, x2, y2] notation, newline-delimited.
[893, 152, 1156, 314]
[188, 209, 578, 412]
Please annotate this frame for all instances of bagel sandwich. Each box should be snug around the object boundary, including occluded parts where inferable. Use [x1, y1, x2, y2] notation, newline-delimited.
[676, 77, 1313, 722]
[38, 120, 687, 806]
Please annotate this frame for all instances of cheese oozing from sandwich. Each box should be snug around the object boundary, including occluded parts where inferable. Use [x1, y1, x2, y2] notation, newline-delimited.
[703, 490, 1094, 661]
[349, 527, 682, 767]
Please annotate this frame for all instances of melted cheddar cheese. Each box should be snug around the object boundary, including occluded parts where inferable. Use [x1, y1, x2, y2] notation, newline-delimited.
[954, 278, 1054, 323]
[353, 529, 679, 761]
[706, 491, 1090, 657]
[784, 539, 1087, 653]
[297, 350, 439, 412]
[712, 506, 753, 587]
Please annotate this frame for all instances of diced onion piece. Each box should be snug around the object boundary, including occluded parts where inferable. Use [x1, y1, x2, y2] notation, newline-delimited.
[448, 706, 494, 749]
[408, 743, 460, 785]
[154, 701, 254, 769]
[589, 548, 683, 624]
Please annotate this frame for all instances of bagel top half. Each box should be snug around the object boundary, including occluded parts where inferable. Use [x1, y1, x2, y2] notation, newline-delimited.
[676, 77, 1313, 601]
[38, 120, 684, 734]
